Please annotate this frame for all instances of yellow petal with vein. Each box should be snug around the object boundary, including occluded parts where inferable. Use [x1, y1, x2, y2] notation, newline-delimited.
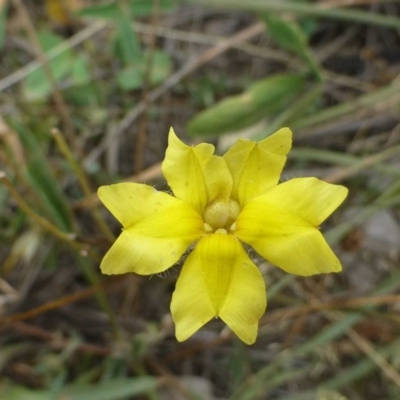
[258, 177, 348, 226]
[99, 187, 203, 275]
[223, 127, 292, 206]
[171, 233, 266, 344]
[235, 188, 344, 276]
[98, 183, 183, 228]
[162, 128, 232, 214]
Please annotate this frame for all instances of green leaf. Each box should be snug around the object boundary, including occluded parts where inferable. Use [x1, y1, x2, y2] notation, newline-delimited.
[263, 15, 308, 55]
[118, 64, 143, 90]
[117, 50, 172, 91]
[262, 15, 322, 80]
[23, 31, 74, 100]
[187, 74, 305, 136]
[317, 389, 348, 400]
[0, 1, 8, 50]
[0, 377, 158, 400]
[113, 4, 142, 65]
[77, 0, 178, 19]
[70, 56, 91, 85]
[59, 377, 158, 400]
[149, 51, 173, 84]
[190, 0, 400, 29]
[0, 386, 50, 400]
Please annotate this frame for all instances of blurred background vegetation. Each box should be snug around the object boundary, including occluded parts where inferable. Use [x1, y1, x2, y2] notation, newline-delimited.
[1, 0, 400, 399]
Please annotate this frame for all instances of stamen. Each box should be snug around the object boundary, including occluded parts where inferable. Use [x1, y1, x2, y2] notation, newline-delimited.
[203, 197, 240, 231]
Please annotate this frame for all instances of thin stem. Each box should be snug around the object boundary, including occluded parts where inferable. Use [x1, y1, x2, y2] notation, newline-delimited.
[135, 0, 160, 173]
[85, 22, 266, 164]
[190, 0, 400, 29]
[0, 171, 99, 259]
[0, 171, 76, 243]
[293, 76, 400, 133]
[290, 147, 400, 178]
[0, 20, 108, 92]
[326, 182, 400, 244]
[12, 0, 76, 144]
[323, 143, 400, 183]
[0, 276, 121, 326]
[78, 256, 122, 340]
[51, 129, 115, 242]
[329, 313, 400, 389]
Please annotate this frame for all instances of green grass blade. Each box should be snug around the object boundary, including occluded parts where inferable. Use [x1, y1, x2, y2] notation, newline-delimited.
[189, 0, 400, 29]
[0, 1, 7, 50]
[0, 377, 158, 400]
[7, 120, 74, 231]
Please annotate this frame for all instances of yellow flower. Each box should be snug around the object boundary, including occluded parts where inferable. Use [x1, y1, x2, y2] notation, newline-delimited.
[98, 127, 348, 344]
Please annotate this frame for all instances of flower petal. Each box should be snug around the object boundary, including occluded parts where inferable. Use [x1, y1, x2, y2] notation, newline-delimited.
[258, 177, 349, 226]
[171, 233, 266, 344]
[235, 186, 345, 275]
[162, 128, 232, 214]
[98, 182, 184, 228]
[100, 188, 204, 275]
[223, 127, 292, 206]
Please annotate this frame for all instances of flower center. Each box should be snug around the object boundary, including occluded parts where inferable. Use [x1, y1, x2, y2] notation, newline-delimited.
[203, 197, 240, 231]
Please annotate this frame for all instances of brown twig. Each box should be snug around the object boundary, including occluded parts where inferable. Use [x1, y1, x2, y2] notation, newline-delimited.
[0, 171, 76, 243]
[302, 278, 400, 390]
[0, 276, 123, 327]
[74, 161, 162, 210]
[12, 0, 76, 144]
[85, 22, 266, 166]
[327, 312, 400, 388]
[11, 321, 111, 356]
[324, 143, 400, 183]
[0, 173, 100, 260]
[260, 293, 400, 326]
[0, 20, 108, 92]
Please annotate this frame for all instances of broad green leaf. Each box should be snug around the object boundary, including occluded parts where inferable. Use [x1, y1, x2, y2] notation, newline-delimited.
[114, 4, 142, 65]
[149, 51, 173, 84]
[70, 56, 91, 85]
[187, 74, 305, 136]
[77, 0, 178, 19]
[263, 15, 308, 55]
[24, 31, 74, 100]
[262, 15, 322, 79]
[118, 64, 143, 90]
